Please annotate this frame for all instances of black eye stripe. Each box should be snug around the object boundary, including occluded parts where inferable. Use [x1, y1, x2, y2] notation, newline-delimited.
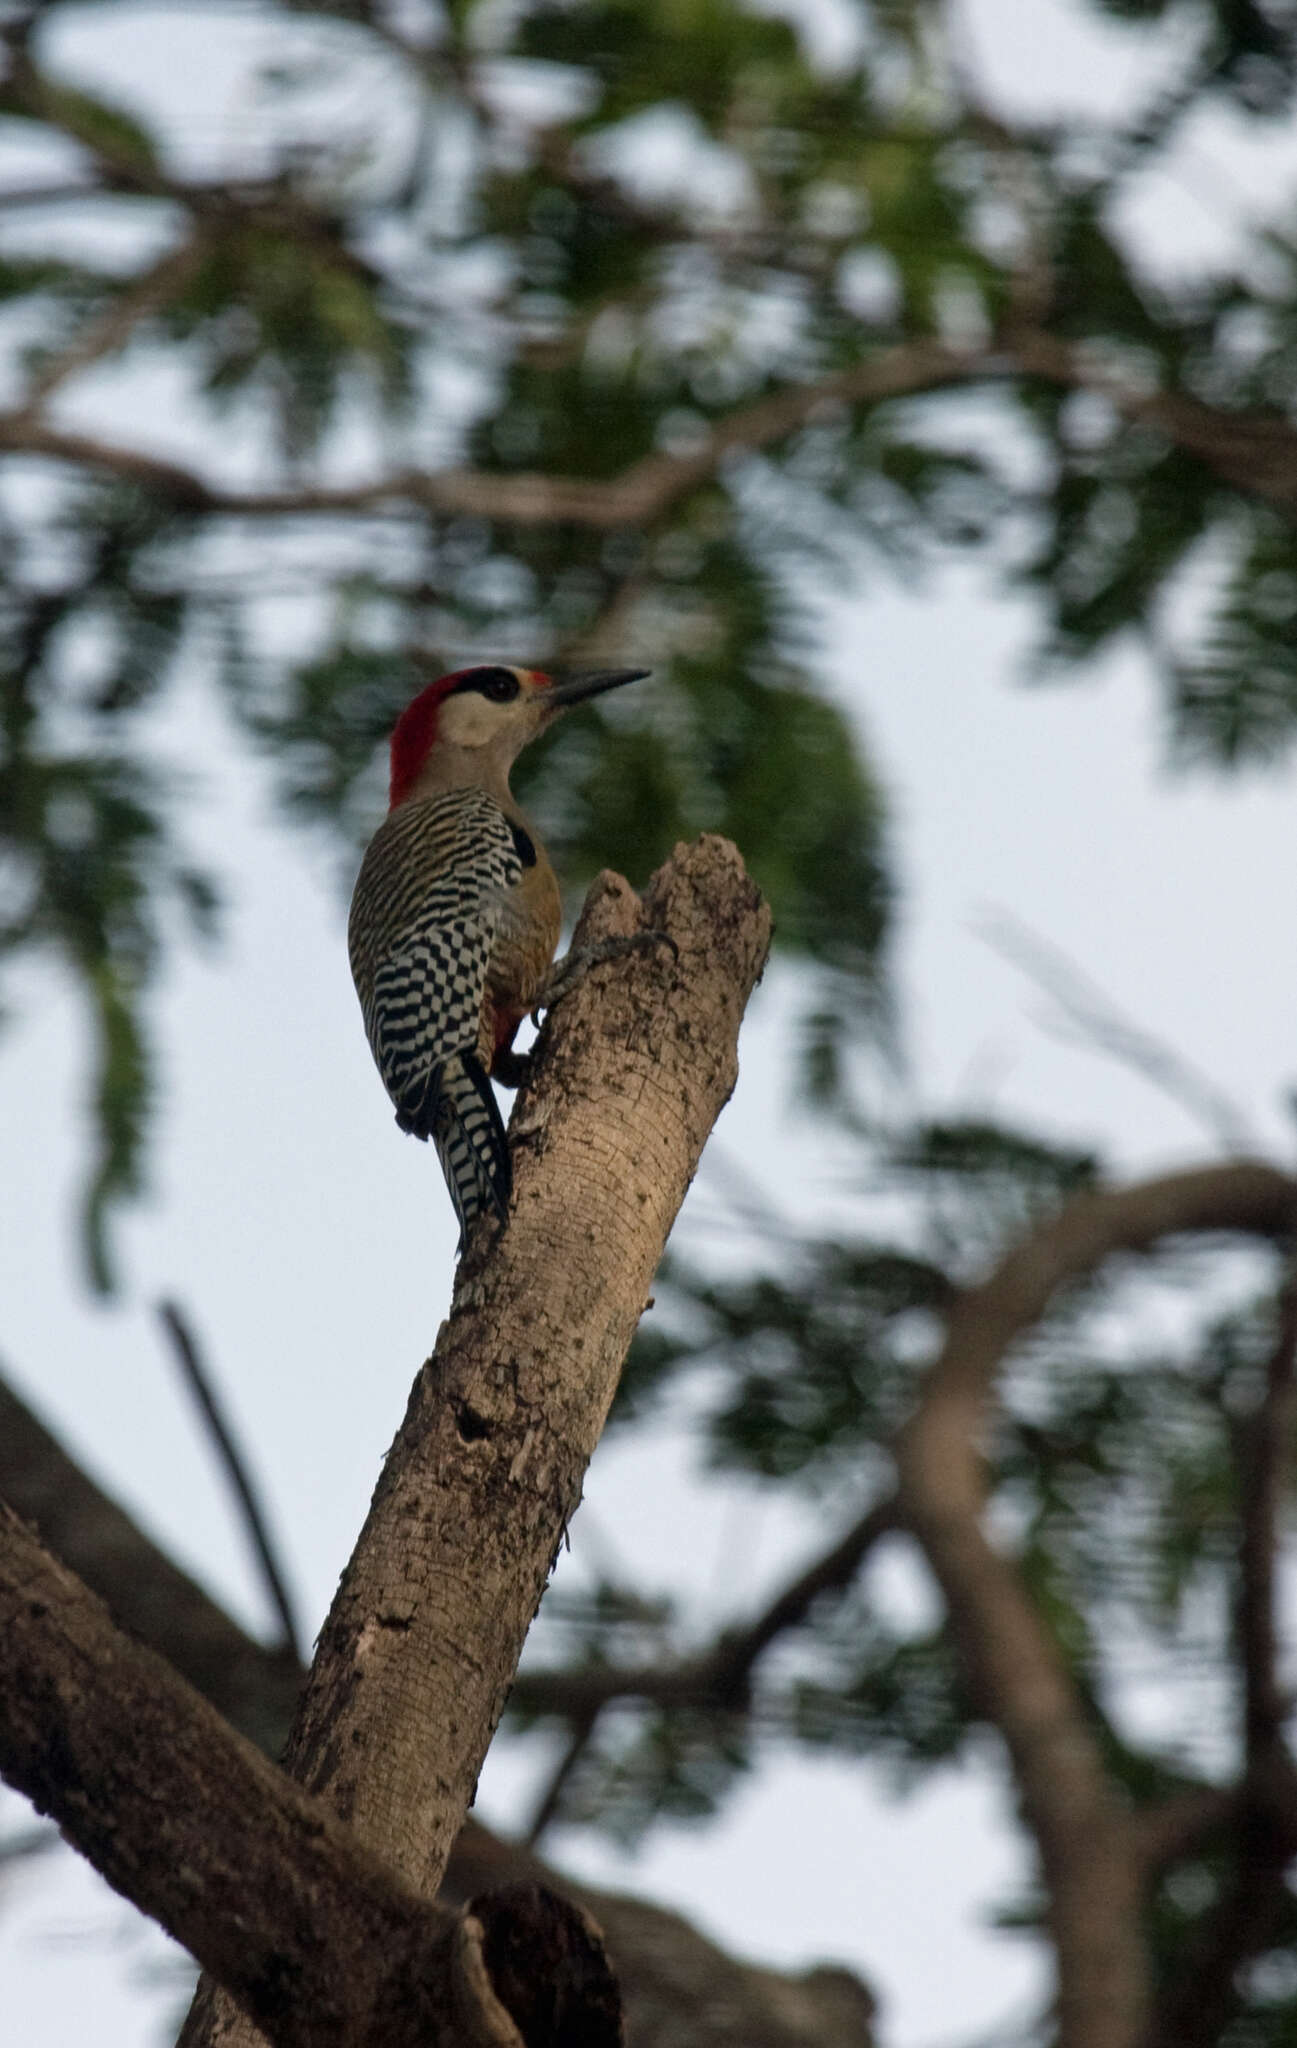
[449, 666, 520, 703]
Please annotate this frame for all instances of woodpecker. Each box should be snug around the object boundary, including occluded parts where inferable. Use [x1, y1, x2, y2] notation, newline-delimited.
[348, 661, 650, 1248]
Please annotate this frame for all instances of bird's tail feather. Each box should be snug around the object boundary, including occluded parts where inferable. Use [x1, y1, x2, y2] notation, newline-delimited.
[428, 1052, 511, 1248]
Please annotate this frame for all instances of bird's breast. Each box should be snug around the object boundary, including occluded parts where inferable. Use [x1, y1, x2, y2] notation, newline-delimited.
[489, 852, 562, 1010]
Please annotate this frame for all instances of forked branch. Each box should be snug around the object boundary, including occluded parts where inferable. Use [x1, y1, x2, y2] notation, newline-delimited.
[0, 1361, 878, 2048]
[0, 1502, 619, 2048]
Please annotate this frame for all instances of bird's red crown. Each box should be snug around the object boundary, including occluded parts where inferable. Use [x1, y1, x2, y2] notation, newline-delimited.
[388, 666, 550, 807]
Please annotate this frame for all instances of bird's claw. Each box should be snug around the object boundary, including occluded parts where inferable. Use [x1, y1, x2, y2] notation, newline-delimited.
[532, 927, 677, 1021]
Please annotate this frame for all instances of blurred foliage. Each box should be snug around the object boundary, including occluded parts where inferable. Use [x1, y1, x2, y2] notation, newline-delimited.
[627, 1235, 951, 1483]
[5, 3, 1297, 2036]
[519, 1117, 1296, 2042]
[5, 0, 1297, 1284]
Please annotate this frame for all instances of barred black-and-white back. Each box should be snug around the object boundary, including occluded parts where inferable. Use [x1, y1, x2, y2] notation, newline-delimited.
[348, 786, 523, 1244]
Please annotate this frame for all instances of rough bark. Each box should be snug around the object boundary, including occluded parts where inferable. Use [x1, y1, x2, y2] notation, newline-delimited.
[897, 1160, 1297, 2048]
[0, 1502, 621, 2048]
[180, 834, 772, 2048]
[0, 1363, 877, 2047]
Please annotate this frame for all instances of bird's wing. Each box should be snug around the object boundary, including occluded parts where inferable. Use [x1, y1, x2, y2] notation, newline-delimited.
[349, 786, 523, 1127]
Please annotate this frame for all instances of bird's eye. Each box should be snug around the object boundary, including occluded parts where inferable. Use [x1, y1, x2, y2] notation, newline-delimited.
[484, 672, 519, 702]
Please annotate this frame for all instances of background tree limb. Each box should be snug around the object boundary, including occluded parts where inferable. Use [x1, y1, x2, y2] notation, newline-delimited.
[7, 325, 1297, 531]
[898, 1162, 1297, 2048]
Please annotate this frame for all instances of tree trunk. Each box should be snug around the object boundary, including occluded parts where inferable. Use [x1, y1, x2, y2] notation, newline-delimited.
[178, 834, 771, 2047]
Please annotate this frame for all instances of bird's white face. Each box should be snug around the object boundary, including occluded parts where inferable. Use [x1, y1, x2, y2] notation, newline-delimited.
[389, 661, 650, 806]
[432, 666, 552, 756]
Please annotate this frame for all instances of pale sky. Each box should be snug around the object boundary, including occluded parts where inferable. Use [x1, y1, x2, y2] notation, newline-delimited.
[4, 5, 1297, 2047]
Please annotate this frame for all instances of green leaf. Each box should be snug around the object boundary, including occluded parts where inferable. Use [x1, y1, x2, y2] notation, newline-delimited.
[31, 80, 161, 172]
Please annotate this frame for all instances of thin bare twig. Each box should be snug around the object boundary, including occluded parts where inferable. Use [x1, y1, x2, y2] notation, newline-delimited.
[512, 1494, 898, 1720]
[0, 180, 106, 212]
[977, 907, 1257, 1154]
[696, 1139, 801, 1242]
[156, 1300, 303, 1661]
[0, 1820, 58, 1867]
[524, 1708, 601, 1847]
[17, 235, 207, 414]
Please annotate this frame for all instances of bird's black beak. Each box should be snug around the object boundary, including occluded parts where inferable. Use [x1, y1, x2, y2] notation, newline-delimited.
[545, 667, 651, 709]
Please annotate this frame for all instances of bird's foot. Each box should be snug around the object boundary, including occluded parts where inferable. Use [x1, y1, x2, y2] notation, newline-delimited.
[490, 1044, 534, 1089]
[531, 930, 678, 1022]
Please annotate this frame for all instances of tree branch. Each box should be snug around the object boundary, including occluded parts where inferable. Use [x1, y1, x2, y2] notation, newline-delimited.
[0, 1502, 621, 2048]
[513, 1493, 899, 1847]
[446, 1824, 878, 2048]
[1132, 1783, 1242, 1874]
[16, 233, 207, 413]
[1009, 327, 1297, 514]
[0, 1364, 877, 2047]
[0, 337, 982, 524]
[511, 1495, 899, 1722]
[525, 1710, 601, 1848]
[976, 907, 1258, 1154]
[156, 1298, 303, 1660]
[0, 180, 107, 211]
[897, 1161, 1297, 2048]
[5, 325, 1297, 532]
[180, 834, 772, 2048]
